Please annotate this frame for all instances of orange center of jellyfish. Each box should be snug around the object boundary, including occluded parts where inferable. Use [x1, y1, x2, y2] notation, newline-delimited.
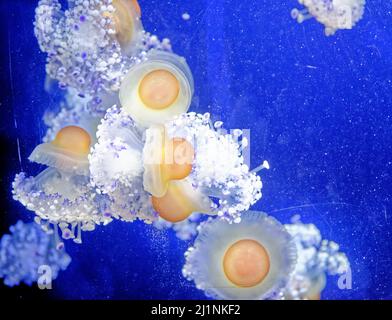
[162, 137, 194, 181]
[151, 137, 195, 222]
[151, 181, 195, 223]
[52, 126, 91, 156]
[223, 239, 270, 288]
[139, 69, 180, 110]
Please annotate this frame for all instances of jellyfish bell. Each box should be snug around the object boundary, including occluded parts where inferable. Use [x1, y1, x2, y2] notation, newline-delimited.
[151, 179, 212, 223]
[29, 126, 91, 176]
[103, 0, 144, 53]
[291, 0, 366, 36]
[143, 125, 194, 197]
[119, 50, 194, 127]
[182, 211, 297, 299]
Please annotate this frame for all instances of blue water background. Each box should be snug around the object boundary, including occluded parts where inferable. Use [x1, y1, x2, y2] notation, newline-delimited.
[1, 0, 392, 299]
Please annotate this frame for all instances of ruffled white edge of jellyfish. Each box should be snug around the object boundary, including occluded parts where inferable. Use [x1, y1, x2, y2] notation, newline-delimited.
[29, 143, 90, 177]
[34, 0, 173, 98]
[182, 212, 297, 300]
[89, 104, 144, 194]
[12, 171, 113, 243]
[164, 112, 263, 222]
[273, 217, 350, 300]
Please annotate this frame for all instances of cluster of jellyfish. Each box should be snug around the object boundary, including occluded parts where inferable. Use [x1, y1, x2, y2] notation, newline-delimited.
[1, 0, 354, 299]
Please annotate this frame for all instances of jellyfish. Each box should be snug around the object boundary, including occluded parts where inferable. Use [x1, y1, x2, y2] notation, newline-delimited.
[0, 221, 71, 287]
[182, 211, 297, 300]
[291, 0, 366, 36]
[89, 105, 157, 223]
[273, 216, 350, 300]
[42, 89, 114, 144]
[119, 50, 194, 127]
[30, 125, 91, 176]
[90, 106, 262, 224]
[142, 124, 212, 223]
[13, 126, 112, 243]
[34, 0, 171, 98]
[149, 112, 263, 223]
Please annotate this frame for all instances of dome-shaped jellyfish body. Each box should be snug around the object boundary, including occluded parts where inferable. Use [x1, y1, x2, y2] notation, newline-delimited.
[13, 126, 112, 244]
[89, 105, 157, 223]
[0, 221, 71, 287]
[34, 0, 171, 97]
[43, 95, 102, 147]
[182, 212, 297, 300]
[144, 112, 262, 223]
[30, 125, 91, 176]
[274, 217, 350, 300]
[119, 50, 194, 127]
[291, 0, 366, 36]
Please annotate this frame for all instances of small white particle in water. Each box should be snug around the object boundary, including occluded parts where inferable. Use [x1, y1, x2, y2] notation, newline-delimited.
[182, 12, 190, 21]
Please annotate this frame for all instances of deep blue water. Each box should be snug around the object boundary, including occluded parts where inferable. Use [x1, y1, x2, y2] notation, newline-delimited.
[1, 0, 392, 299]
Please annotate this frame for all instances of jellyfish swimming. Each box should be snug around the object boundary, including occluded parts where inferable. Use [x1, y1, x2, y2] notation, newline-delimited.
[90, 106, 262, 224]
[13, 125, 112, 244]
[150, 112, 262, 222]
[291, 0, 366, 36]
[182, 211, 297, 300]
[119, 50, 194, 127]
[0, 221, 71, 287]
[274, 216, 350, 300]
[34, 0, 171, 100]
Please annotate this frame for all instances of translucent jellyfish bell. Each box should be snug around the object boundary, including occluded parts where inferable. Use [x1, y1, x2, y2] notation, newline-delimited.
[119, 50, 194, 127]
[182, 212, 297, 300]
[291, 0, 365, 36]
[143, 125, 195, 197]
[103, 0, 143, 54]
[29, 126, 91, 176]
